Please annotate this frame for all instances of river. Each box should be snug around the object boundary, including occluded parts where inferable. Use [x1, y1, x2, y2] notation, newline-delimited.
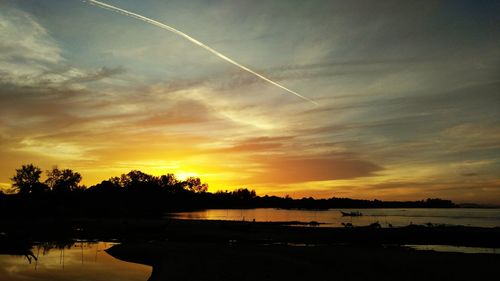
[170, 208, 500, 227]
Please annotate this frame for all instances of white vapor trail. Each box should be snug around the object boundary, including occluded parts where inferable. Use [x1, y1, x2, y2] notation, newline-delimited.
[84, 0, 318, 105]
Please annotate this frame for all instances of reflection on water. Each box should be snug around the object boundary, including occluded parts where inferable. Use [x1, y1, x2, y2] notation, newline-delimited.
[0, 242, 151, 281]
[406, 244, 500, 255]
[171, 208, 500, 227]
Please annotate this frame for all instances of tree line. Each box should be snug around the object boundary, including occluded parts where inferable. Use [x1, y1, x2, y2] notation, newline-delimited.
[0, 164, 457, 219]
[8, 163, 208, 195]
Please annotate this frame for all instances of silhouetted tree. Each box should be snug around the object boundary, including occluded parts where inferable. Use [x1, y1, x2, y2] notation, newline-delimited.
[119, 170, 157, 191]
[88, 180, 121, 193]
[184, 177, 208, 193]
[109, 176, 123, 188]
[232, 188, 256, 200]
[159, 173, 177, 188]
[31, 182, 50, 195]
[159, 173, 184, 194]
[10, 164, 43, 195]
[45, 167, 82, 193]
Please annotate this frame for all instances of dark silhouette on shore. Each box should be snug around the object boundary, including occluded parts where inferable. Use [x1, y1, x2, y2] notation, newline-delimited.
[1, 163, 457, 219]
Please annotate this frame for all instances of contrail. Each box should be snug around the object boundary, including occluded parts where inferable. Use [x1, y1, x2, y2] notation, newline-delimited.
[84, 0, 318, 105]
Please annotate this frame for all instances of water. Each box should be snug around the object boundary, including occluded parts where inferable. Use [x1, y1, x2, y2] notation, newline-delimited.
[0, 242, 151, 281]
[171, 208, 500, 228]
[405, 245, 500, 255]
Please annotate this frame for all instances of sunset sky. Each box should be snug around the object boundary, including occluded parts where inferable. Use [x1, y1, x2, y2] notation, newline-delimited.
[1, 0, 499, 203]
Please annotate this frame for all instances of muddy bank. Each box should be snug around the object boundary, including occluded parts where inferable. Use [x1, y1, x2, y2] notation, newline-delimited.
[106, 241, 500, 281]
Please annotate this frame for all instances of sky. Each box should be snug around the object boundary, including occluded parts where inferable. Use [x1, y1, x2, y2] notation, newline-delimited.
[1, 0, 499, 203]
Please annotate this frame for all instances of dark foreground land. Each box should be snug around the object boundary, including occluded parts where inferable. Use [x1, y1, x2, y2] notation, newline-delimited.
[108, 241, 499, 281]
[1, 218, 500, 281]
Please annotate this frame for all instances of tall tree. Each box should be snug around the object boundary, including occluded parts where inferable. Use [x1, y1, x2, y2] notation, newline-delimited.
[159, 173, 178, 188]
[119, 170, 157, 190]
[10, 164, 43, 195]
[184, 177, 208, 193]
[46, 167, 82, 193]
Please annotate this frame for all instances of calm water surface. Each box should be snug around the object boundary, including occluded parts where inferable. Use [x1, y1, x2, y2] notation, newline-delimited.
[405, 244, 500, 255]
[0, 242, 151, 281]
[171, 208, 500, 227]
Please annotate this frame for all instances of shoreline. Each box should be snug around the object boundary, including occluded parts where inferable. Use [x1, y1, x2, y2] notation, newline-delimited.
[1, 217, 499, 248]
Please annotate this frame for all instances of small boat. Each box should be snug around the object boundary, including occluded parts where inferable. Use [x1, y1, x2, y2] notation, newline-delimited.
[340, 211, 362, 216]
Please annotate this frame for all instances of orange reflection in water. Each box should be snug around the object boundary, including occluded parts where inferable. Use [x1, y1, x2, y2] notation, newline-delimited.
[0, 242, 151, 281]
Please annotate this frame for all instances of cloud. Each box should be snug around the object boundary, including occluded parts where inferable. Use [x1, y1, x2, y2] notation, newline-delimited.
[67, 66, 126, 83]
[0, 6, 62, 63]
[212, 57, 441, 90]
[0, 4, 127, 90]
[12, 137, 92, 160]
[206, 136, 293, 154]
[0, 5, 64, 87]
[248, 154, 382, 184]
